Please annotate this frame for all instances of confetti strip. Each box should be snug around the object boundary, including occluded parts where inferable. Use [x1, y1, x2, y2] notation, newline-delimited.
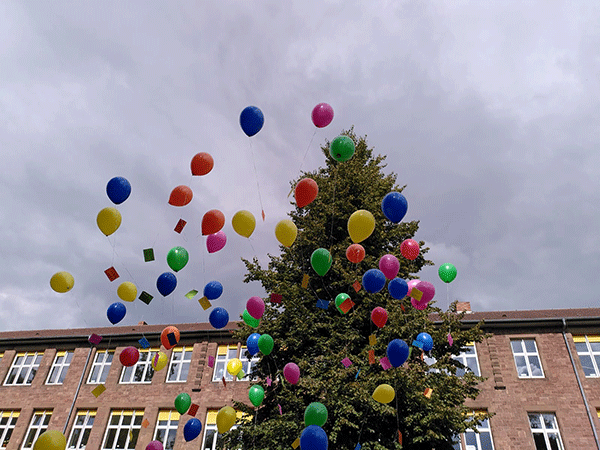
[266, 376, 272, 386]
[352, 281, 361, 292]
[398, 430, 403, 445]
[270, 293, 283, 304]
[400, 304, 406, 313]
[355, 444, 362, 450]
[369, 335, 377, 346]
[292, 438, 300, 449]
[104, 267, 119, 281]
[188, 404, 199, 417]
[91, 385, 106, 398]
[141, 419, 150, 428]
[222, 376, 227, 387]
[342, 357, 352, 368]
[447, 333, 454, 346]
[316, 299, 330, 310]
[379, 357, 392, 370]
[236, 370, 246, 380]
[424, 388, 433, 398]
[412, 340, 423, 349]
[278, 404, 283, 415]
[339, 298, 355, 314]
[174, 219, 187, 233]
[198, 297, 212, 310]
[410, 288, 423, 301]
[368, 350, 376, 365]
[301, 274, 309, 289]
[167, 332, 177, 346]
[185, 290, 198, 299]
[138, 337, 150, 349]
[143, 248, 155, 262]
[207, 355, 215, 368]
[138, 291, 153, 305]
[355, 369, 361, 380]
[88, 334, 102, 345]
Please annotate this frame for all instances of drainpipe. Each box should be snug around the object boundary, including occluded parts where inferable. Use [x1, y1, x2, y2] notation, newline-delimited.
[562, 318, 600, 449]
[63, 347, 93, 435]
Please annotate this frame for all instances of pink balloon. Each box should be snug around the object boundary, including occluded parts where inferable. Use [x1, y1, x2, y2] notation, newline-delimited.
[207, 231, 227, 253]
[411, 297, 429, 310]
[146, 441, 164, 450]
[407, 279, 420, 297]
[415, 281, 435, 303]
[246, 296, 265, 320]
[311, 103, 334, 128]
[378, 254, 400, 280]
[283, 362, 300, 384]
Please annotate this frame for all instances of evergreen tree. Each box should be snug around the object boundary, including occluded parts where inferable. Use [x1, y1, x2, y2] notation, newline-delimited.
[225, 129, 489, 450]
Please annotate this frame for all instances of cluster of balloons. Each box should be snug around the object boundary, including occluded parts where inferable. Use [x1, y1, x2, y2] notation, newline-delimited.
[246, 332, 274, 356]
[174, 393, 203, 442]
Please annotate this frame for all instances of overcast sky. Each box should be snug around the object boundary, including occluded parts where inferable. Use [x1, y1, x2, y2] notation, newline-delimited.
[1, 1, 599, 332]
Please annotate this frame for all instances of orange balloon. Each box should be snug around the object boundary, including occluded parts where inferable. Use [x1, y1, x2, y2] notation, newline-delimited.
[346, 244, 365, 263]
[169, 185, 193, 207]
[191, 152, 214, 176]
[161, 326, 180, 350]
[202, 209, 225, 235]
[295, 178, 319, 208]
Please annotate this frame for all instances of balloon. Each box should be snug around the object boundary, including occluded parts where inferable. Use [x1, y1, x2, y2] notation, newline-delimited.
[191, 152, 214, 176]
[119, 347, 139, 367]
[107, 302, 126, 325]
[381, 192, 408, 223]
[203, 281, 223, 300]
[232, 210, 256, 238]
[174, 392, 191, 415]
[407, 279, 420, 296]
[227, 358, 242, 376]
[388, 278, 408, 299]
[209, 307, 229, 329]
[106, 176, 131, 205]
[417, 332, 434, 352]
[258, 334, 274, 355]
[168, 185, 193, 207]
[311, 103, 334, 128]
[345, 244, 365, 264]
[246, 296, 265, 320]
[386, 339, 409, 367]
[167, 246, 189, 272]
[161, 326, 180, 350]
[50, 271, 74, 293]
[300, 425, 328, 450]
[146, 441, 164, 450]
[335, 293, 351, 314]
[216, 406, 236, 433]
[97, 207, 122, 236]
[275, 220, 298, 247]
[152, 352, 168, 371]
[362, 269, 386, 294]
[283, 362, 300, 384]
[329, 135, 355, 162]
[379, 254, 400, 280]
[414, 281, 435, 303]
[347, 210, 375, 243]
[439, 263, 457, 283]
[372, 384, 395, 404]
[248, 385, 265, 407]
[117, 281, 137, 302]
[304, 402, 328, 427]
[411, 297, 429, 310]
[243, 309, 260, 328]
[157, 272, 177, 296]
[295, 178, 319, 208]
[311, 248, 332, 276]
[202, 209, 225, 235]
[400, 239, 419, 260]
[206, 231, 227, 253]
[371, 307, 388, 328]
[247, 333, 261, 356]
[33, 430, 66, 450]
[240, 106, 264, 137]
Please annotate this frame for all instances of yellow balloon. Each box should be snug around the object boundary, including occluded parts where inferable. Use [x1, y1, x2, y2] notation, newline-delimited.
[227, 358, 242, 376]
[372, 384, 395, 404]
[216, 406, 236, 433]
[152, 352, 168, 371]
[33, 430, 66, 450]
[275, 219, 298, 247]
[50, 271, 74, 293]
[232, 210, 256, 238]
[117, 282, 137, 302]
[347, 210, 375, 243]
[97, 207, 122, 236]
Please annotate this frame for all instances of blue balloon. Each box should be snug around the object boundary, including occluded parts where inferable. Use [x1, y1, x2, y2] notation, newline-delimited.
[183, 418, 202, 442]
[300, 425, 328, 450]
[209, 307, 229, 329]
[246, 333, 261, 356]
[203, 281, 223, 300]
[362, 269, 386, 294]
[388, 278, 409, 299]
[240, 106, 264, 137]
[156, 272, 177, 297]
[107, 302, 126, 325]
[417, 332, 434, 351]
[381, 192, 408, 223]
[386, 339, 409, 368]
[106, 176, 131, 205]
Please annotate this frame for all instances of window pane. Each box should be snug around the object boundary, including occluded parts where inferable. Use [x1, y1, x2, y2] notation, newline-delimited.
[529, 414, 542, 429]
[467, 357, 480, 376]
[524, 340, 537, 353]
[203, 430, 216, 450]
[4, 428, 13, 446]
[515, 356, 529, 376]
[104, 428, 116, 448]
[465, 431, 477, 446]
[116, 429, 128, 449]
[590, 342, 600, 352]
[68, 428, 81, 448]
[548, 434, 562, 450]
[542, 414, 556, 429]
[511, 340, 523, 352]
[27, 367, 37, 384]
[480, 432, 494, 450]
[24, 429, 37, 447]
[81, 428, 91, 446]
[533, 434, 547, 450]
[579, 355, 596, 376]
[529, 356, 543, 376]
[575, 342, 588, 352]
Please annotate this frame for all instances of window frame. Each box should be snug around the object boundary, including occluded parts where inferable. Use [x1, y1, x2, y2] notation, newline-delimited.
[5, 352, 43, 386]
[511, 339, 545, 378]
[119, 349, 157, 384]
[452, 410, 495, 450]
[46, 350, 74, 385]
[573, 335, 600, 378]
[67, 410, 96, 449]
[166, 347, 193, 383]
[152, 410, 180, 450]
[528, 412, 564, 450]
[101, 409, 144, 450]
[21, 410, 52, 449]
[0, 410, 19, 449]
[212, 344, 258, 382]
[453, 343, 481, 377]
[201, 410, 241, 450]
[87, 350, 114, 384]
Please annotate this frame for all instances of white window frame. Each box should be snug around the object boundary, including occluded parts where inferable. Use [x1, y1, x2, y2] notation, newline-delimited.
[239, 346, 260, 381]
[574, 335, 600, 377]
[87, 350, 114, 384]
[511, 339, 544, 378]
[67, 410, 96, 449]
[21, 410, 52, 449]
[153, 410, 180, 450]
[453, 411, 495, 450]
[166, 347, 193, 383]
[454, 343, 481, 377]
[102, 410, 143, 450]
[46, 351, 74, 385]
[119, 349, 156, 384]
[212, 345, 239, 382]
[5, 353, 43, 386]
[0, 410, 19, 449]
[528, 413, 564, 450]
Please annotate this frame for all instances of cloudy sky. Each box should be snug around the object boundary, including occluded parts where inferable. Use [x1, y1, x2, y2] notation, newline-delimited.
[1, 1, 599, 332]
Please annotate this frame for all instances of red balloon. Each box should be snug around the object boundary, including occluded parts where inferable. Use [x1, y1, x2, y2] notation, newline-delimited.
[346, 244, 365, 264]
[191, 152, 214, 176]
[120, 347, 139, 367]
[295, 178, 319, 208]
[371, 307, 388, 328]
[169, 185, 193, 207]
[400, 239, 419, 260]
[202, 209, 225, 235]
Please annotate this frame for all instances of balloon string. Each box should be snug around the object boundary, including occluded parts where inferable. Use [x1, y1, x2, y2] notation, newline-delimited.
[328, 166, 338, 249]
[249, 140, 266, 220]
[297, 130, 317, 177]
[446, 283, 450, 312]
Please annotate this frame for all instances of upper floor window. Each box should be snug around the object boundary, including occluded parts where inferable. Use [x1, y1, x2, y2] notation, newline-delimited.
[511, 339, 544, 378]
[88, 350, 114, 384]
[22, 410, 52, 449]
[239, 347, 260, 381]
[120, 349, 156, 384]
[454, 343, 481, 377]
[213, 345, 239, 382]
[5, 352, 43, 386]
[528, 413, 564, 450]
[166, 347, 192, 383]
[102, 409, 143, 450]
[46, 351, 74, 385]
[0, 410, 19, 449]
[153, 410, 179, 449]
[67, 410, 96, 449]
[573, 335, 600, 377]
[452, 411, 495, 450]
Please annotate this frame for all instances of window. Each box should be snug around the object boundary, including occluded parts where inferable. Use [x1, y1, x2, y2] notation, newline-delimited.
[0, 410, 19, 449]
[511, 339, 544, 378]
[454, 343, 481, 377]
[46, 351, 74, 385]
[22, 410, 52, 449]
[573, 335, 600, 377]
[201, 410, 242, 450]
[213, 345, 239, 382]
[528, 413, 564, 450]
[452, 411, 495, 450]
[120, 349, 156, 384]
[166, 347, 192, 383]
[67, 410, 95, 449]
[5, 352, 43, 386]
[102, 410, 143, 450]
[88, 350, 114, 384]
[239, 347, 260, 381]
[153, 410, 179, 450]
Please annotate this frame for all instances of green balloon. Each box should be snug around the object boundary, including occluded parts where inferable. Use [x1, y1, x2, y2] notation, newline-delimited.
[329, 135, 355, 162]
[243, 309, 260, 328]
[311, 248, 332, 276]
[248, 385, 265, 407]
[174, 392, 191, 415]
[335, 293, 350, 314]
[304, 402, 328, 427]
[167, 246, 189, 272]
[258, 334, 274, 356]
[438, 263, 457, 283]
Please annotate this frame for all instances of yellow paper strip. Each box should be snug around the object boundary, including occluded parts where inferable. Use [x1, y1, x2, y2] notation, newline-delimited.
[91, 385, 106, 398]
[292, 438, 301, 449]
[369, 335, 376, 346]
[198, 296, 212, 310]
[302, 274, 309, 289]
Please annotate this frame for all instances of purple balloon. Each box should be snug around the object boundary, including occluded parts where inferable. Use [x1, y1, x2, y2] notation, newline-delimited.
[378, 254, 400, 280]
[207, 231, 227, 253]
[311, 103, 334, 128]
[283, 362, 300, 385]
[146, 441, 164, 450]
